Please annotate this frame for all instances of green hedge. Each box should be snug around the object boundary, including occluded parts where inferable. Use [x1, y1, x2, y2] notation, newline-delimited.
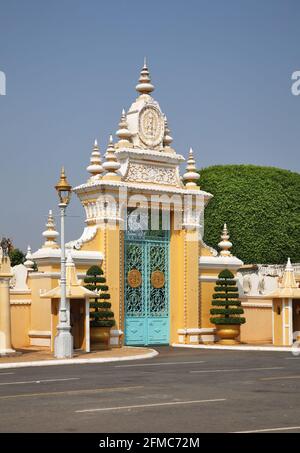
[199, 165, 300, 264]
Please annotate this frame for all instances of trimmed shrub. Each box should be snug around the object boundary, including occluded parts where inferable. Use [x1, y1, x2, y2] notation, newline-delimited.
[199, 165, 300, 264]
[84, 265, 115, 328]
[210, 269, 245, 325]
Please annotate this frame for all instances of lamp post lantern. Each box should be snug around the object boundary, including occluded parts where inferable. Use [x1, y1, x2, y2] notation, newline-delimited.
[54, 167, 73, 358]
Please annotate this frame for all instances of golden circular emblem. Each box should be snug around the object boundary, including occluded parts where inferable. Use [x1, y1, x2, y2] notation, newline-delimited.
[151, 270, 165, 289]
[127, 269, 142, 288]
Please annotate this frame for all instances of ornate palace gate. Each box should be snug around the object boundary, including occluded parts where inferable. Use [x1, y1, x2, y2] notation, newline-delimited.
[124, 226, 170, 346]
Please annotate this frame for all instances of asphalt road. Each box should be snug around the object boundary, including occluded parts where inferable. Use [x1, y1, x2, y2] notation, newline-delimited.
[0, 346, 300, 433]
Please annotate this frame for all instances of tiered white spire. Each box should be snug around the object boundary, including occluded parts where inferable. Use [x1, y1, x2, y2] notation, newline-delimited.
[183, 148, 199, 189]
[115, 109, 132, 148]
[218, 223, 233, 257]
[280, 257, 298, 288]
[87, 139, 103, 178]
[42, 210, 59, 249]
[24, 245, 34, 271]
[102, 135, 121, 180]
[163, 116, 174, 152]
[136, 58, 154, 95]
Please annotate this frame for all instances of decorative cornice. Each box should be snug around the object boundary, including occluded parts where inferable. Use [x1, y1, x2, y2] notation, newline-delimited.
[66, 226, 98, 250]
[10, 299, 31, 305]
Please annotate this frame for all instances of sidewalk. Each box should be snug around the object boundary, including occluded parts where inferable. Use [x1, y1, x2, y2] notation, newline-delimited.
[172, 343, 299, 352]
[0, 346, 158, 369]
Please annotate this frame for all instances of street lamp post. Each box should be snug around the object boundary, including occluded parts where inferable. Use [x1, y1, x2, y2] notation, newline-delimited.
[54, 167, 73, 359]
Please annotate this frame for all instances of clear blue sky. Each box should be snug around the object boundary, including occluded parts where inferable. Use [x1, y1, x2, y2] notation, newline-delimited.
[0, 0, 299, 251]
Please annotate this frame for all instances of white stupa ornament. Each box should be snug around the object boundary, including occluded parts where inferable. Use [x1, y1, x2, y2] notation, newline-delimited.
[24, 245, 34, 271]
[136, 58, 154, 95]
[183, 148, 200, 189]
[42, 210, 59, 249]
[163, 116, 174, 152]
[218, 223, 233, 257]
[87, 139, 103, 178]
[116, 109, 132, 148]
[102, 135, 121, 180]
[280, 257, 298, 288]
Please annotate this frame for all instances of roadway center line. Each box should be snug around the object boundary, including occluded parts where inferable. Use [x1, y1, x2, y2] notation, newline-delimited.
[260, 375, 300, 381]
[0, 385, 144, 400]
[190, 367, 285, 374]
[0, 377, 80, 386]
[234, 426, 300, 433]
[115, 361, 206, 368]
[0, 373, 15, 376]
[76, 398, 226, 413]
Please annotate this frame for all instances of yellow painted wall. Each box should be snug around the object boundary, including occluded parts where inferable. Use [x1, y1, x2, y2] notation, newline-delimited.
[240, 305, 272, 344]
[10, 304, 31, 348]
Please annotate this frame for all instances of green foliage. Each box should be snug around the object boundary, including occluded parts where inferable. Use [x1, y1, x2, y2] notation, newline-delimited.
[9, 248, 25, 267]
[210, 269, 245, 326]
[199, 165, 300, 264]
[84, 265, 115, 328]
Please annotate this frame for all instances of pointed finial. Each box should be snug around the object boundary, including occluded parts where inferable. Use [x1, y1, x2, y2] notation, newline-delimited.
[218, 223, 233, 257]
[286, 257, 293, 271]
[183, 148, 200, 189]
[87, 139, 103, 178]
[42, 210, 59, 249]
[163, 115, 174, 152]
[116, 108, 133, 149]
[102, 135, 121, 180]
[24, 245, 34, 271]
[281, 257, 298, 288]
[136, 58, 154, 95]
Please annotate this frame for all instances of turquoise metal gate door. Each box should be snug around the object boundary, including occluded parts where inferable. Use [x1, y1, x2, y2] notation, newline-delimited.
[124, 232, 170, 346]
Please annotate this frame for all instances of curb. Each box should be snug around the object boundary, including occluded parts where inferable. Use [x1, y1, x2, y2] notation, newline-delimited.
[172, 343, 297, 352]
[0, 349, 159, 370]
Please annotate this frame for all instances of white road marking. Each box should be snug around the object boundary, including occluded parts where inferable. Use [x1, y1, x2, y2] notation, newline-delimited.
[260, 375, 300, 381]
[115, 361, 206, 368]
[76, 398, 226, 413]
[0, 385, 143, 400]
[0, 372, 15, 376]
[0, 377, 80, 386]
[190, 366, 284, 374]
[234, 426, 300, 433]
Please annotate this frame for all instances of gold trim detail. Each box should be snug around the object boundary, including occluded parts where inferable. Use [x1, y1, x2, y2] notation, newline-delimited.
[127, 269, 142, 288]
[151, 270, 165, 289]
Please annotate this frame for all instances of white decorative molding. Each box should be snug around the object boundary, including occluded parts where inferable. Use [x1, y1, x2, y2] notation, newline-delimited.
[66, 225, 98, 250]
[241, 302, 272, 308]
[10, 299, 31, 305]
[199, 255, 243, 269]
[125, 162, 179, 186]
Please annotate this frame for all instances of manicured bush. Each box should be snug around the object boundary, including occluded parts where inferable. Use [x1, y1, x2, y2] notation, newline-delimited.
[84, 265, 115, 328]
[199, 165, 300, 264]
[210, 269, 245, 325]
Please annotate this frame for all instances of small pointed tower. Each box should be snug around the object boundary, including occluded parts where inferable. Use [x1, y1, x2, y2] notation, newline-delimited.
[87, 139, 103, 179]
[136, 57, 154, 96]
[42, 210, 59, 249]
[280, 257, 298, 288]
[163, 116, 174, 153]
[24, 245, 34, 271]
[102, 135, 121, 181]
[218, 223, 233, 257]
[115, 109, 133, 149]
[183, 148, 200, 189]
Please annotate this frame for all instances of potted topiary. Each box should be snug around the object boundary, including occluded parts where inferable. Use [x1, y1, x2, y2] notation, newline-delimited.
[84, 265, 115, 350]
[210, 269, 245, 344]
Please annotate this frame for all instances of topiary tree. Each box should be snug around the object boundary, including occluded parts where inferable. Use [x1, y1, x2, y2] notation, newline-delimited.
[84, 265, 115, 328]
[210, 269, 245, 325]
[198, 165, 300, 264]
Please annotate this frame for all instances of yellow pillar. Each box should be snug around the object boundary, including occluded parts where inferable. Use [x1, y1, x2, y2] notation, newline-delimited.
[0, 254, 16, 355]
